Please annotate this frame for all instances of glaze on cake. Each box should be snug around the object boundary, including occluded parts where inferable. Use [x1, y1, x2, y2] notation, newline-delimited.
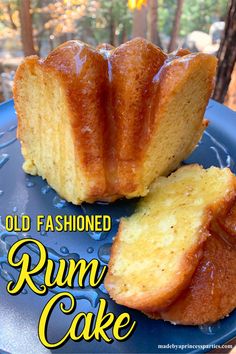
[13, 38, 216, 204]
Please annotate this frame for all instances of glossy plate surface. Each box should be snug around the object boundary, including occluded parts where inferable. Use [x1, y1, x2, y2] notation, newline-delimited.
[0, 99, 236, 354]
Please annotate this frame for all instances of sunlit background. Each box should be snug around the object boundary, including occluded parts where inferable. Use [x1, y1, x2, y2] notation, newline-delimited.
[0, 0, 235, 109]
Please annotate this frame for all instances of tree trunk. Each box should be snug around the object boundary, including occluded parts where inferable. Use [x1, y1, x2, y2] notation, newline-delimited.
[213, 0, 236, 103]
[168, 0, 184, 52]
[109, 16, 116, 46]
[121, 27, 128, 44]
[108, 0, 116, 46]
[132, 4, 148, 39]
[19, 0, 36, 56]
[148, 0, 162, 47]
[35, 0, 51, 56]
[7, 3, 17, 30]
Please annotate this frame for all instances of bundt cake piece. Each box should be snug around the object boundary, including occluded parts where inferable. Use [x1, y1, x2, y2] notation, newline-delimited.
[105, 165, 236, 316]
[13, 38, 216, 204]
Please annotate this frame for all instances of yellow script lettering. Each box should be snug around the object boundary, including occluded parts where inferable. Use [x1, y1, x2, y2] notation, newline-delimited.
[7, 238, 47, 295]
[38, 293, 137, 348]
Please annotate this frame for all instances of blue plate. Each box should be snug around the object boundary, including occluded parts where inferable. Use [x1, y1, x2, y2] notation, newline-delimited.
[0, 99, 236, 354]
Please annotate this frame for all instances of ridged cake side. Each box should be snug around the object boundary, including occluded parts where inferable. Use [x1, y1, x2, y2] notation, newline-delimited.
[142, 53, 216, 190]
[109, 38, 166, 196]
[105, 165, 236, 312]
[14, 42, 109, 204]
[14, 38, 217, 204]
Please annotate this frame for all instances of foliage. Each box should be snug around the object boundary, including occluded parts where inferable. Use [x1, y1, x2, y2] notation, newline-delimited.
[0, 0, 228, 53]
[179, 0, 227, 36]
[157, 0, 227, 39]
[31, 0, 132, 46]
[76, 0, 132, 45]
[0, 0, 19, 37]
[128, 0, 147, 10]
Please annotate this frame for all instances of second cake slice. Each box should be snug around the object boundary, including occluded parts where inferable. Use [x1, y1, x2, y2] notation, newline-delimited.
[105, 165, 236, 312]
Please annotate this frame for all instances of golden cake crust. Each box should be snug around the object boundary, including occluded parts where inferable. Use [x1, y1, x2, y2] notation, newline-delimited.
[108, 38, 167, 194]
[106, 211, 209, 311]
